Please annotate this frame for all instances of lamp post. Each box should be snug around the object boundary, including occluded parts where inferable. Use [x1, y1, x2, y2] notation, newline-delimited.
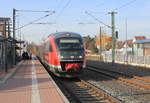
[85, 11, 117, 65]
[12, 8, 55, 65]
[13, 8, 16, 65]
[108, 11, 117, 65]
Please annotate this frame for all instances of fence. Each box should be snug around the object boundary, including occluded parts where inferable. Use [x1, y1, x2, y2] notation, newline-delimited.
[87, 53, 150, 67]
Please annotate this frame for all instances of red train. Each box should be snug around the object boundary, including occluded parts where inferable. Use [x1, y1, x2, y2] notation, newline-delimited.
[38, 32, 86, 77]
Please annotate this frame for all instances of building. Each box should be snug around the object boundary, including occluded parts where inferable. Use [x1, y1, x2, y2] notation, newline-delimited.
[95, 32, 112, 51]
[133, 39, 150, 56]
[0, 17, 11, 38]
[132, 36, 146, 43]
[83, 36, 97, 53]
[118, 39, 133, 55]
[119, 36, 146, 55]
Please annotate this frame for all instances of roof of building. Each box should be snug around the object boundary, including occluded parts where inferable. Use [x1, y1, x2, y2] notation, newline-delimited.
[134, 36, 146, 40]
[124, 39, 133, 47]
[134, 39, 150, 44]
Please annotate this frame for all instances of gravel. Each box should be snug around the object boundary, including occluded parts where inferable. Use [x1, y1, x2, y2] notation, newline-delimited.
[87, 60, 150, 77]
[80, 65, 150, 103]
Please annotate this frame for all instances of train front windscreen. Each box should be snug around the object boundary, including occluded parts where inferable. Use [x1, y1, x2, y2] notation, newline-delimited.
[56, 37, 84, 59]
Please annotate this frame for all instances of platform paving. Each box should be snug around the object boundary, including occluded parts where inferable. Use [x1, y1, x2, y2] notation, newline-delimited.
[0, 59, 69, 103]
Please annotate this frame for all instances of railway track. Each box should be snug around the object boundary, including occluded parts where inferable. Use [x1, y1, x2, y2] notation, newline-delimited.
[54, 77, 122, 103]
[87, 65, 150, 90]
[39, 58, 122, 103]
[40, 57, 150, 102]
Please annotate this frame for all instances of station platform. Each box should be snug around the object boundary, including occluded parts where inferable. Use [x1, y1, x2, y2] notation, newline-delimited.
[0, 58, 69, 103]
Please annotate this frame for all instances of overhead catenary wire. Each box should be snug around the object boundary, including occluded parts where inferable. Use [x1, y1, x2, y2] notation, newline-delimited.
[78, 22, 96, 25]
[113, 0, 137, 11]
[54, 0, 65, 11]
[85, 11, 111, 28]
[88, 0, 138, 16]
[53, 0, 72, 31]
[16, 14, 53, 30]
[16, 9, 55, 13]
[60, 0, 71, 13]
[55, 0, 72, 21]
[15, 9, 56, 30]
[31, 22, 56, 25]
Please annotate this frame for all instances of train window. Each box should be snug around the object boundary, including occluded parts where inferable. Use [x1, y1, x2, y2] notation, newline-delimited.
[49, 43, 52, 52]
[57, 38, 83, 49]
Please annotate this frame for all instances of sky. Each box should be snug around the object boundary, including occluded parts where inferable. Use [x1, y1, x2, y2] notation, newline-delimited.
[0, 0, 150, 44]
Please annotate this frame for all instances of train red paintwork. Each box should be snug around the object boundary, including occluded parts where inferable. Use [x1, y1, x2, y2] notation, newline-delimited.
[38, 32, 86, 77]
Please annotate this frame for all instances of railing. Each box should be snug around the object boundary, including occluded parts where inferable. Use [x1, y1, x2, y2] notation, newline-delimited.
[87, 54, 150, 67]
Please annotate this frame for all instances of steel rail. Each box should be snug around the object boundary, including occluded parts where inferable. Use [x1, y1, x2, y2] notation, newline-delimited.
[53, 77, 122, 103]
[87, 66, 150, 89]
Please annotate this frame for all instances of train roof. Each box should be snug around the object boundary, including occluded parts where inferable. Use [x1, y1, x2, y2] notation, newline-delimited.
[49, 32, 82, 39]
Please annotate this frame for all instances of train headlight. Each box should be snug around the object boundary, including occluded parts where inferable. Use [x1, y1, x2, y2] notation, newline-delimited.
[59, 56, 64, 59]
[79, 56, 82, 58]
